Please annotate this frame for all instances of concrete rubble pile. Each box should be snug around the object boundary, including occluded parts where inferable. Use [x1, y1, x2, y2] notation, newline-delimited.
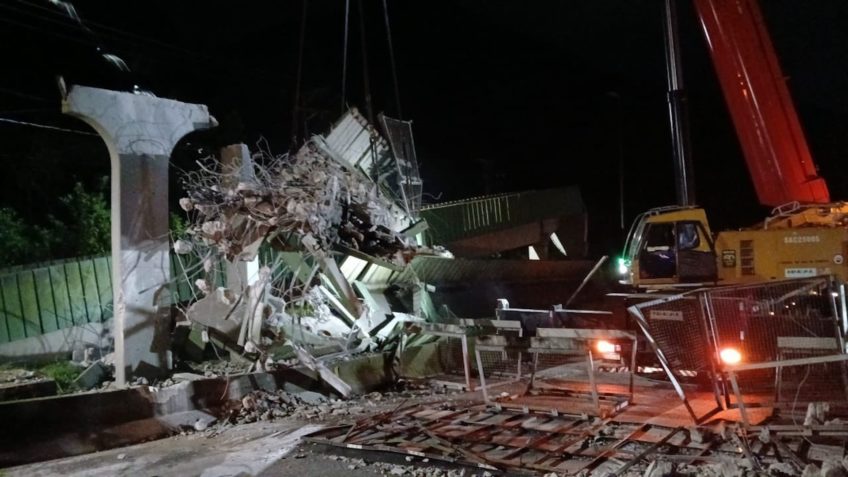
[176, 136, 415, 265]
[172, 110, 433, 396]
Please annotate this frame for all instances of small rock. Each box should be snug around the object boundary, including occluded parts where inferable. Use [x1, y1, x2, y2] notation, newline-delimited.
[758, 426, 771, 444]
[242, 395, 256, 410]
[768, 462, 798, 477]
[117, 453, 126, 460]
[193, 419, 208, 432]
[689, 427, 709, 444]
[643, 460, 675, 477]
[802, 464, 821, 477]
[172, 372, 206, 382]
[822, 458, 848, 477]
[16, 370, 35, 379]
[405, 456, 413, 462]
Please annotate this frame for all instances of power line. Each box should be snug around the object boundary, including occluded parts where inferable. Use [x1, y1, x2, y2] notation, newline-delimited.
[1, 3, 290, 84]
[0, 117, 98, 136]
[0, 86, 51, 103]
[0, 16, 98, 48]
[10, 0, 207, 60]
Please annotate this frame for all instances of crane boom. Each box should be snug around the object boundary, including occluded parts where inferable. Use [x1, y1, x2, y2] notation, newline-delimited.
[693, 0, 830, 206]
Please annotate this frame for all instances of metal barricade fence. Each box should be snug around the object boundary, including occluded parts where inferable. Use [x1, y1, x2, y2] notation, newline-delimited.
[630, 276, 848, 422]
[702, 277, 848, 407]
[633, 292, 712, 373]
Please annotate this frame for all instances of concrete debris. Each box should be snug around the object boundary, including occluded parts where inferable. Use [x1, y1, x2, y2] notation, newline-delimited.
[224, 389, 361, 425]
[769, 462, 799, 477]
[319, 453, 469, 477]
[179, 133, 416, 264]
[758, 425, 771, 444]
[171, 372, 205, 382]
[173, 113, 434, 374]
[689, 426, 712, 444]
[292, 344, 352, 398]
[803, 464, 822, 477]
[806, 402, 831, 426]
[821, 459, 848, 477]
[173, 239, 193, 255]
[643, 460, 675, 477]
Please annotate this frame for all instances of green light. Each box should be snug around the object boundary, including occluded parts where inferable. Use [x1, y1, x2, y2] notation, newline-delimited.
[617, 257, 630, 275]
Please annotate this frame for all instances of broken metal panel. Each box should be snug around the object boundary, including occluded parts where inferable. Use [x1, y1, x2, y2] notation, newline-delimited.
[322, 108, 391, 173]
[380, 114, 423, 218]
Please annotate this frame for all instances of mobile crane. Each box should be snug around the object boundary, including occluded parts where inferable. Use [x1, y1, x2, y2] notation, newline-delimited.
[618, 0, 848, 289]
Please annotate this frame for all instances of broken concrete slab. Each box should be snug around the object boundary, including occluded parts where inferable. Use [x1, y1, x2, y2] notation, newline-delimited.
[0, 321, 110, 363]
[0, 366, 340, 467]
[184, 287, 245, 341]
[293, 344, 352, 398]
[171, 372, 205, 382]
[0, 379, 58, 402]
[73, 361, 109, 390]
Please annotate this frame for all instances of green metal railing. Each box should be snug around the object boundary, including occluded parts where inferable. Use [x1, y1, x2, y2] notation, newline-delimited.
[0, 253, 218, 344]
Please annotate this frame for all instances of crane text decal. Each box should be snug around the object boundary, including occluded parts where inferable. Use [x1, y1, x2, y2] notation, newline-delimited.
[783, 236, 820, 244]
[649, 310, 684, 322]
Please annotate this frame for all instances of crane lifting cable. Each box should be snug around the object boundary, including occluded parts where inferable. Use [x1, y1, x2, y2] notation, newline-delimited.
[381, 0, 402, 119]
[341, 0, 350, 114]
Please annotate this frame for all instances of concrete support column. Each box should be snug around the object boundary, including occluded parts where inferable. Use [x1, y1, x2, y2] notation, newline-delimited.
[63, 86, 215, 385]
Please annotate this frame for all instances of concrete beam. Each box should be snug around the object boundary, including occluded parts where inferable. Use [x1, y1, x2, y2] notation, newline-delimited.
[63, 86, 216, 385]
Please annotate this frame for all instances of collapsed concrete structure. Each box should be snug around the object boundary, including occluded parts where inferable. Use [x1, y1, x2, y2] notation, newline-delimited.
[10, 86, 848, 477]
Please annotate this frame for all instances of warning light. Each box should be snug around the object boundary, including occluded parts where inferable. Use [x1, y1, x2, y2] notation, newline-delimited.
[596, 340, 616, 354]
[719, 347, 742, 366]
[616, 257, 630, 276]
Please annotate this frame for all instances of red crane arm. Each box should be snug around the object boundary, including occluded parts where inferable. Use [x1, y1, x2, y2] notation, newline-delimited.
[693, 0, 830, 206]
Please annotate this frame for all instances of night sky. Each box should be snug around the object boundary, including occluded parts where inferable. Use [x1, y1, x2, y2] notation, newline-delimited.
[2, 1, 847, 257]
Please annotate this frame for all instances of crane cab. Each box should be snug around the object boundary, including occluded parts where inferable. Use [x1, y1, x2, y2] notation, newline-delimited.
[618, 206, 717, 288]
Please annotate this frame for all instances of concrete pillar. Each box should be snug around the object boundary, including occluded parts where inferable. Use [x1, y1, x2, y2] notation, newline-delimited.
[220, 144, 260, 289]
[63, 86, 216, 385]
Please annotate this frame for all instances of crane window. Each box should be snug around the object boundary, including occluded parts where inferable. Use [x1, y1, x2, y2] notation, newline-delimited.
[640, 222, 676, 279]
[645, 223, 675, 252]
[677, 222, 701, 251]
